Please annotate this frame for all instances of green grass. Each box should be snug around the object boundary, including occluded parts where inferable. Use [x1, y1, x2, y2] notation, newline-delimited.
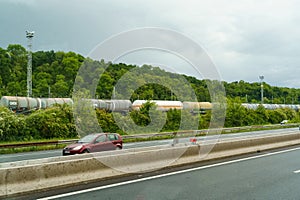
[0, 138, 78, 145]
[0, 138, 78, 154]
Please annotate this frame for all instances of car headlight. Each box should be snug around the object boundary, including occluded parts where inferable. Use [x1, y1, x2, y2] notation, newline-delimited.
[73, 145, 83, 150]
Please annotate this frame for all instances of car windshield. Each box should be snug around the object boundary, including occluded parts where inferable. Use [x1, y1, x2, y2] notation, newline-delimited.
[78, 134, 98, 143]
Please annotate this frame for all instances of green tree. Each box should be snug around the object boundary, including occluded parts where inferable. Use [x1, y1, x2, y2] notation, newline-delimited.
[52, 75, 69, 97]
[225, 98, 247, 127]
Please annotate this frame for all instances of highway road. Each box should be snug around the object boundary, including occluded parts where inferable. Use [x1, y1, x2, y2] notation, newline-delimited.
[13, 145, 300, 200]
[0, 127, 298, 164]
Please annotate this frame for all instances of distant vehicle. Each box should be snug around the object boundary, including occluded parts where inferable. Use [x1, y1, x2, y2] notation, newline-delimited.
[280, 120, 288, 125]
[62, 133, 122, 156]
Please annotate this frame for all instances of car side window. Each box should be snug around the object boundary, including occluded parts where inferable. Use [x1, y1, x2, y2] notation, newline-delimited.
[108, 134, 117, 141]
[95, 135, 107, 143]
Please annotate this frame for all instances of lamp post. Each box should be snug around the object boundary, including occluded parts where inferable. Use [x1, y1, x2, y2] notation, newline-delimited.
[26, 31, 34, 97]
[259, 75, 264, 104]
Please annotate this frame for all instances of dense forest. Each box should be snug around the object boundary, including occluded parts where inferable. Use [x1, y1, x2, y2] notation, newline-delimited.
[1, 44, 300, 142]
[1, 44, 300, 103]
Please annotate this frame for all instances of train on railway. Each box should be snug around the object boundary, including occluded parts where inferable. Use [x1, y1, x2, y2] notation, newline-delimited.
[0, 96, 132, 114]
[241, 103, 300, 111]
[0, 96, 212, 114]
[0, 96, 300, 114]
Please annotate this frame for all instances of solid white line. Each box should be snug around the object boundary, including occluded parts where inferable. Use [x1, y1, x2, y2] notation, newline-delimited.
[38, 146, 300, 200]
[293, 169, 300, 173]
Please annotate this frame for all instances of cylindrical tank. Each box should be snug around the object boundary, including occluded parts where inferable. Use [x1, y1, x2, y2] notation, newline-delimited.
[105, 100, 132, 112]
[56, 98, 73, 106]
[183, 102, 212, 111]
[262, 104, 272, 110]
[0, 96, 41, 112]
[132, 100, 183, 111]
[91, 99, 107, 109]
[242, 103, 259, 109]
[274, 104, 280, 110]
[199, 102, 212, 110]
[182, 102, 200, 111]
[153, 100, 183, 111]
[0, 96, 18, 110]
[132, 100, 146, 110]
[40, 98, 73, 108]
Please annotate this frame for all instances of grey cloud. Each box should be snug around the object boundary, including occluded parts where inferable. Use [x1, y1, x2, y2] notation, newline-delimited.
[1, 0, 300, 88]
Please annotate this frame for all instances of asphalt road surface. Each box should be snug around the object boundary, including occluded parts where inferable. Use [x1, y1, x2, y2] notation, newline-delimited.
[0, 127, 298, 164]
[35, 146, 300, 200]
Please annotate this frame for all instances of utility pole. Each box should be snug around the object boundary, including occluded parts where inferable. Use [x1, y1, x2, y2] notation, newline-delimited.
[113, 86, 116, 99]
[26, 31, 34, 97]
[259, 75, 264, 104]
[48, 86, 51, 98]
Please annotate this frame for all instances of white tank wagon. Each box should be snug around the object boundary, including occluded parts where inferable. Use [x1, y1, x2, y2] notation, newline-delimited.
[132, 100, 183, 111]
[241, 103, 300, 111]
[0, 96, 73, 113]
[40, 98, 73, 108]
[90, 99, 107, 110]
[279, 104, 300, 111]
[104, 100, 132, 112]
[0, 96, 132, 113]
[241, 103, 259, 110]
[0, 96, 42, 113]
[183, 101, 212, 113]
[3, 95, 300, 114]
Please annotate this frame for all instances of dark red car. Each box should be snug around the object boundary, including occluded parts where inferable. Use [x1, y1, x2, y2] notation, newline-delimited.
[62, 133, 122, 155]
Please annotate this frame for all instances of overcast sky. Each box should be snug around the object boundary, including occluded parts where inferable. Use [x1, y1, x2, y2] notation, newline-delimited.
[1, 0, 300, 88]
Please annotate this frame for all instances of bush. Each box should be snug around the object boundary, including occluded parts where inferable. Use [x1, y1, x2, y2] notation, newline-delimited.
[25, 104, 77, 139]
[0, 107, 27, 141]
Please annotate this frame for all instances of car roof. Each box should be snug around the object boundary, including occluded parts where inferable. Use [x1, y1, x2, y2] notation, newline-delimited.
[87, 133, 118, 136]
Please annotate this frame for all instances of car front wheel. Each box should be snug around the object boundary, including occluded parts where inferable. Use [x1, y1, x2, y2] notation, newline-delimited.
[116, 146, 122, 150]
[82, 149, 90, 153]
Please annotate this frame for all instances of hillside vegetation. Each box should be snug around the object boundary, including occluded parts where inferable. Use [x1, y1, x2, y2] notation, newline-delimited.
[1, 44, 300, 142]
[1, 44, 300, 103]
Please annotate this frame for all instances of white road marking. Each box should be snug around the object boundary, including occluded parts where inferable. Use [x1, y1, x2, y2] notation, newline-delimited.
[38, 146, 300, 200]
[293, 169, 300, 173]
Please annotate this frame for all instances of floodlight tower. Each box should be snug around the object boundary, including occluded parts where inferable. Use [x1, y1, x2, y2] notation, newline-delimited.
[26, 31, 34, 97]
[259, 75, 264, 104]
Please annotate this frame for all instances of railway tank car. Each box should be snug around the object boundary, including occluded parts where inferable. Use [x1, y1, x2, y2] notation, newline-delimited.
[241, 103, 300, 111]
[0, 96, 132, 114]
[182, 101, 212, 113]
[2, 95, 300, 114]
[0, 96, 73, 113]
[41, 98, 73, 108]
[105, 100, 132, 112]
[91, 99, 107, 110]
[91, 99, 132, 113]
[131, 100, 213, 113]
[132, 100, 183, 111]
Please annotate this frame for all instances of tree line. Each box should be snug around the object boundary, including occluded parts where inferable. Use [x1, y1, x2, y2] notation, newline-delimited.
[1, 44, 300, 142]
[1, 100, 300, 142]
[1, 44, 300, 103]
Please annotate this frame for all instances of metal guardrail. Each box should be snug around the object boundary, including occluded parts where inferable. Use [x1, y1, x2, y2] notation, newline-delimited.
[122, 123, 299, 139]
[0, 123, 298, 149]
[0, 139, 79, 149]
